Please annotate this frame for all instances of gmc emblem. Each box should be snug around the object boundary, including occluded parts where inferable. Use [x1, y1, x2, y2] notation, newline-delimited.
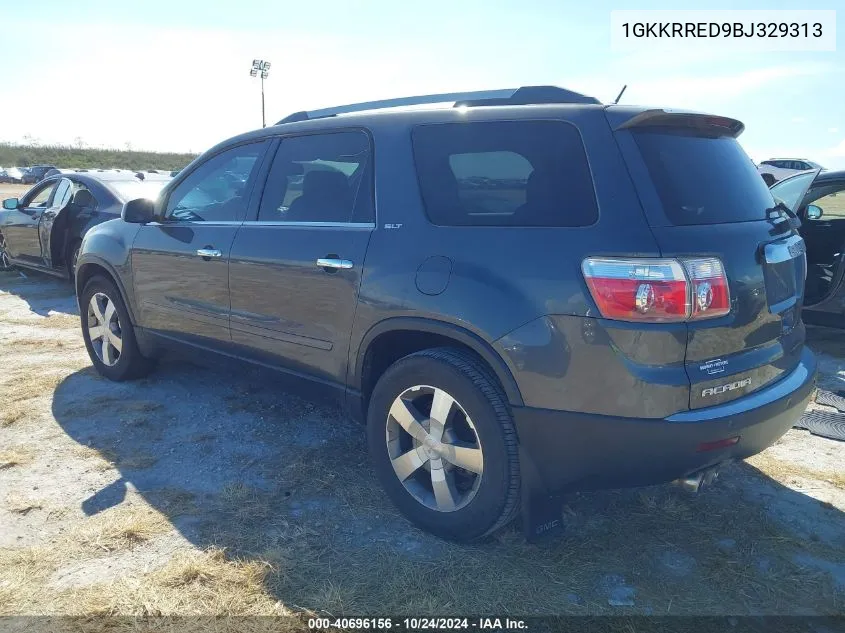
[702, 378, 752, 398]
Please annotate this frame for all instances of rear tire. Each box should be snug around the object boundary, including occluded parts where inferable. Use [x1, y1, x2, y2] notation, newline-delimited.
[80, 275, 154, 381]
[67, 240, 81, 282]
[367, 347, 521, 541]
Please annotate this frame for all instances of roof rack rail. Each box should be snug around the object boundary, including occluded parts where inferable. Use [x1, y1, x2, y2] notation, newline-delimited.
[276, 85, 600, 125]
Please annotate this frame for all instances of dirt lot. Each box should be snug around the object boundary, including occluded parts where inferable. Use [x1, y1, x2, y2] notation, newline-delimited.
[0, 184, 31, 200]
[0, 269, 843, 622]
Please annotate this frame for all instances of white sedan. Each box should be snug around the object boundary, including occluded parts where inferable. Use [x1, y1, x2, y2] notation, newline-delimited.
[758, 158, 823, 185]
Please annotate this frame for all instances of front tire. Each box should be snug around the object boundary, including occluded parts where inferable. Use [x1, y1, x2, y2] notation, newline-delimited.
[80, 275, 154, 381]
[0, 231, 13, 271]
[367, 347, 521, 541]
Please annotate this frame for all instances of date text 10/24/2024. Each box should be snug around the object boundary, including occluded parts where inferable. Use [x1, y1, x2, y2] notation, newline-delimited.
[308, 618, 528, 630]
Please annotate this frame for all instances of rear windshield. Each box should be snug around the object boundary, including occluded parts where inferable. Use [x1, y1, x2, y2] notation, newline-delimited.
[110, 180, 169, 202]
[632, 131, 775, 225]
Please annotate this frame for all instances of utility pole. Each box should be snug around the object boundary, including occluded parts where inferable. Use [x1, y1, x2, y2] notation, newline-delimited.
[250, 59, 271, 128]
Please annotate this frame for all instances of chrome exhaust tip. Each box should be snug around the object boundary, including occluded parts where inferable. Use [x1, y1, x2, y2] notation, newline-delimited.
[674, 466, 720, 494]
[677, 473, 704, 493]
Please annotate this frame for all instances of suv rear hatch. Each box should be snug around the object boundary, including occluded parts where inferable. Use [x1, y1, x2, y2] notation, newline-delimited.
[608, 108, 809, 409]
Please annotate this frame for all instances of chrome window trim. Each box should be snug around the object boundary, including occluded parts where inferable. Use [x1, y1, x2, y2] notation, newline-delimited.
[241, 221, 375, 228]
[145, 220, 243, 226]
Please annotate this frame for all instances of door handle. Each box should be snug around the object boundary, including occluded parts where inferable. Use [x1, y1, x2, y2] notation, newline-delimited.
[196, 248, 222, 258]
[316, 257, 353, 270]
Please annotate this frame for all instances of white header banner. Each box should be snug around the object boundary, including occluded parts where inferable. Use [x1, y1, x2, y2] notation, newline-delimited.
[611, 10, 836, 52]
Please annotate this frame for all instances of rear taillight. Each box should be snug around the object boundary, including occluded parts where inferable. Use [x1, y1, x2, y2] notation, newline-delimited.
[582, 257, 730, 323]
[682, 258, 730, 319]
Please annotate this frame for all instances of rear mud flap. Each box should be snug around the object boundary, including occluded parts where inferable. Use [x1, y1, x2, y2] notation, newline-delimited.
[520, 446, 565, 542]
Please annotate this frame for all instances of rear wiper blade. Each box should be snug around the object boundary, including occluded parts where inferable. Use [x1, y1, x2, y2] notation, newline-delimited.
[766, 201, 801, 230]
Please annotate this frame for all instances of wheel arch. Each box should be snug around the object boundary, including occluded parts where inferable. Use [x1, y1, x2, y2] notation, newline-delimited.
[351, 317, 524, 409]
[75, 256, 137, 325]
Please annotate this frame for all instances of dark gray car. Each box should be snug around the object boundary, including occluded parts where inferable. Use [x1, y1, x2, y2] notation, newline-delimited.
[74, 86, 817, 542]
[770, 169, 845, 327]
[0, 172, 170, 279]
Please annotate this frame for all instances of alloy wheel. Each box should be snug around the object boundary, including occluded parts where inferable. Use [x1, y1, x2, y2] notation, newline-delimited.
[87, 292, 123, 366]
[386, 385, 484, 512]
[0, 233, 11, 270]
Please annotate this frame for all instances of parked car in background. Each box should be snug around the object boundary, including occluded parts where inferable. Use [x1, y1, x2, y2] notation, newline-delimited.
[74, 86, 815, 542]
[0, 167, 25, 184]
[0, 171, 171, 279]
[21, 165, 58, 184]
[770, 169, 845, 327]
[758, 158, 823, 186]
[42, 168, 76, 179]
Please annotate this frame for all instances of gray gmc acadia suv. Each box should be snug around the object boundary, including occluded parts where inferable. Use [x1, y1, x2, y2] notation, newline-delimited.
[74, 86, 817, 542]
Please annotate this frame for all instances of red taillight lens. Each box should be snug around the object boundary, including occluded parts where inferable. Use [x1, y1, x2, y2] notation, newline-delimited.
[581, 258, 690, 322]
[582, 257, 730, 323]
[682, 258, 730, 320]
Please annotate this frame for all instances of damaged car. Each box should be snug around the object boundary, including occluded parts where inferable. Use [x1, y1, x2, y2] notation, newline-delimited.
[771, 169, 845, 327]
[0, 172, 170, 279]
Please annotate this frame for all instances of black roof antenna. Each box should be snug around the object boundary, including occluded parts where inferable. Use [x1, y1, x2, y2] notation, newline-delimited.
[613, 85, 627, 105]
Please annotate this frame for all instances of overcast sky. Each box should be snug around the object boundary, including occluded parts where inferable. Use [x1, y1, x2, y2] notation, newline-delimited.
[1, 0, 842, 167]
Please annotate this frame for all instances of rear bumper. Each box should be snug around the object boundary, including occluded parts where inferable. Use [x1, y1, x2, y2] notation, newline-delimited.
[512, 346, 817, 493]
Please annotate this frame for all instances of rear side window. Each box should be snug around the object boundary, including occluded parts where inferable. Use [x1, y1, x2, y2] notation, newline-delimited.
[632, 131, 774, 225]
[412, 121, 598, 227]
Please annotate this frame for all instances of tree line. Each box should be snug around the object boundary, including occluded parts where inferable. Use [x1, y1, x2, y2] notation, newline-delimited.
[0, 143, 198, 171]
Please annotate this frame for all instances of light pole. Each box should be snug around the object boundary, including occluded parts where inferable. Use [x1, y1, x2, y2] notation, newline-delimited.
[250, 59, 271, 128]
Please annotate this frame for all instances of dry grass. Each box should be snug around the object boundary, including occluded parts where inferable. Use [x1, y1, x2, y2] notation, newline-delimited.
[57, 548, 292, 619]
[145, 489, 199, 517]
[0, 402, 26, 427]
[6, 494, 43, 515]
[118, 453, 158, 470]
[72, 445, 119, 472]
[73, 505, 172, 554]
[0, 446, 34, 469]
[1, 370, 68, 406]
[750, 452, 845, 489]
[61, 397, 163, 420]
[71, 444, 158, 471]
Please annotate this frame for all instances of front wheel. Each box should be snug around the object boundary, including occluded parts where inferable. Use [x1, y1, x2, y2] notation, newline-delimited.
[0, 231, 13, 271]
[367, 347, 521, 541]
[80, 275, 154, 381]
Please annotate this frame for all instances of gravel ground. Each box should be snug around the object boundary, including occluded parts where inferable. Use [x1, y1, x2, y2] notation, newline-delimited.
[0, 269, 843, 621]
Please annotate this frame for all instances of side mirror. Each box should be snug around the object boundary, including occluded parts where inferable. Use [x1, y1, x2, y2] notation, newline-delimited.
[121, 198, 156, 224]
[806, 204, 823, 220]
[2, 198, 19, 210]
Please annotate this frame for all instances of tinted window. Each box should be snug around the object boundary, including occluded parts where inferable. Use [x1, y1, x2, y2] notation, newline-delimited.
[257, 131, 372, 223]
[165, 141, 267, 222]
[412, 121, 597, 227]
[632, 131, 774, 225]
[111, 180, 169, 203]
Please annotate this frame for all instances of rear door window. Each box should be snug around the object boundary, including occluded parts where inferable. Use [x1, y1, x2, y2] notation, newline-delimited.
[412, 120, 598, 227]
[631, 131, 775, 225]
[257, 130, 373, 224]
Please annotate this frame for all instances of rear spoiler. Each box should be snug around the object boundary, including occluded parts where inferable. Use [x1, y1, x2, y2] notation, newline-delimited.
[613, 109, 745, 138]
